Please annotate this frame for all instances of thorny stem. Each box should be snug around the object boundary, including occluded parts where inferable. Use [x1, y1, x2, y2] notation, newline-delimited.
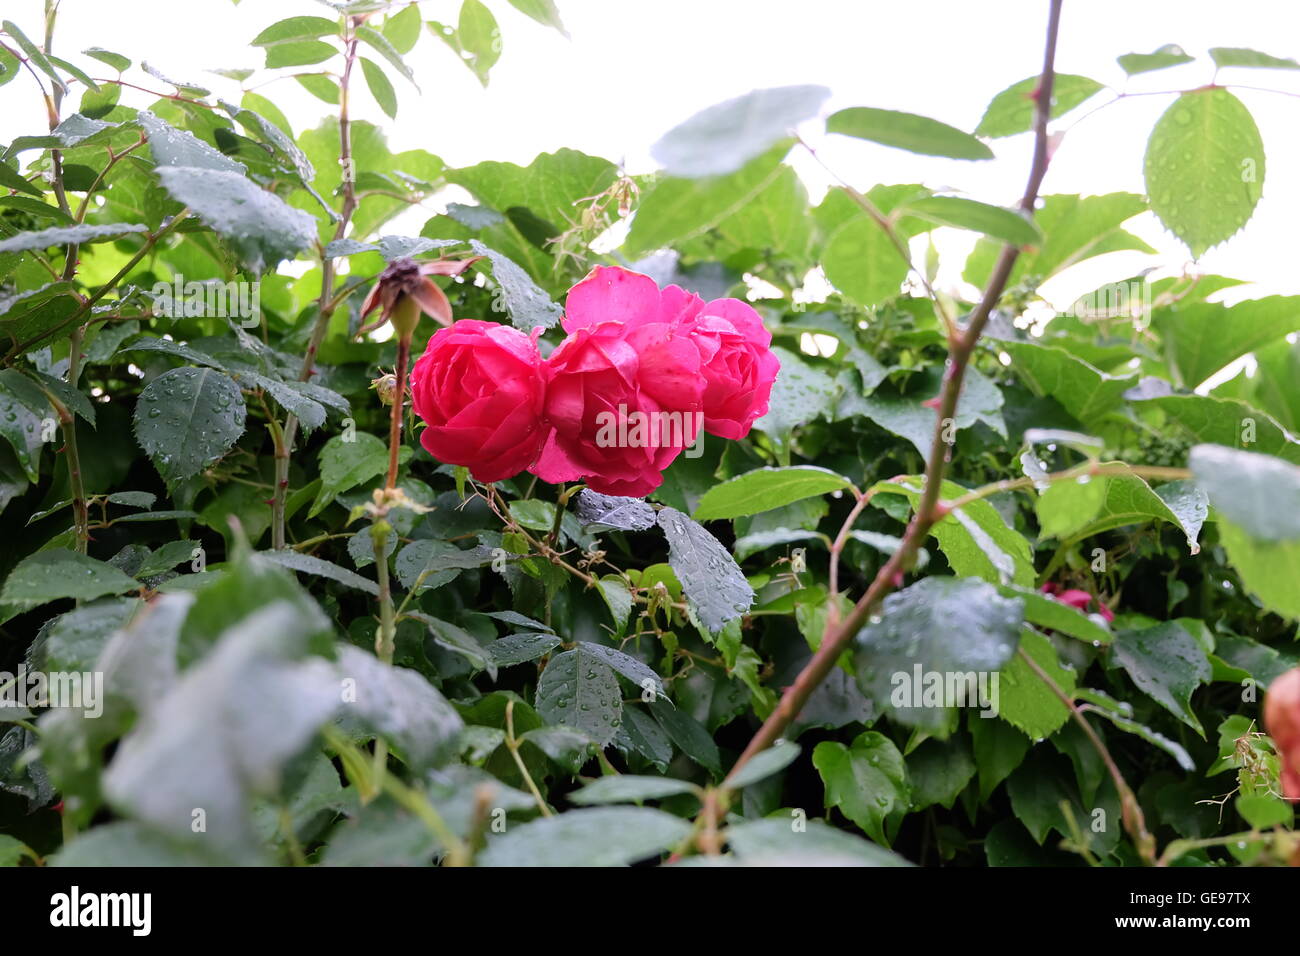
[720, 0, 1065, 793]
[271, 18, 362, 549]
[1016, 646, 1156, 864]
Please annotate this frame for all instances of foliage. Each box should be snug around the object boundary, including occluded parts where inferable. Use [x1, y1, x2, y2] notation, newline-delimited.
[0, 0, 1296, 869]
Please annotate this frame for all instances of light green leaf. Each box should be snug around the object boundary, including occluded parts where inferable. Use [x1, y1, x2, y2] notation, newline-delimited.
[976, 74, 1104, 138]
[309, 432, 389, 517]
[652, 85, 828, 178]
[693, 466, 853, 521]
[827, 107, 992, 159]
[1209, 47, 1300, 70]
[1001, 341, 1136, 424]
[360, 58, 397, 118]
[568, 775, 698, 805]
[997, 627, 1075, 739]
[1118, 44, 1195, 75]
[0, 222, 147, 254]
[821, 216, 909, 309]
[1, 550, 139, 611]
[904, 195, 1040, 246]
[1144, 88, 1264, 257]
[251, 16, 340, 46]
[813, 731, 909, 844]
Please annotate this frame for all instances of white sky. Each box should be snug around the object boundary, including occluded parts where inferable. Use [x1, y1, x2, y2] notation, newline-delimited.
[5, 0, 1300, 309]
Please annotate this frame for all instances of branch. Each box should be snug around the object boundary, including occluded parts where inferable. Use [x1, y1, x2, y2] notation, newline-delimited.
[720, 0, 1065, 788]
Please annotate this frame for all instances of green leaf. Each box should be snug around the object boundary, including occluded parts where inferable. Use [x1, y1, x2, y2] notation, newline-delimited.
[0, 160, 43, 198]
[568, 775, 698, 805]
[647, 698, 721, 775]
[997, 628, 1075, 739]
[334, 645, 463, 769]
[486, 631, 561, 666]
[573, 490, 657, 531]
[1218, 521, 1300, 620]
[252, 16, 340, 46]
[1190, 444, 1300, 541]
[1111, 621, 1212, 735]
[962, 192, 1153, 289]
[309, 432, 388, 517]
[360, 57, 397, 118]
[479, 807, 691, 866]
[356, 24, 417, 87]
[723, 818, 911, 866]
[812, 731, 909, 844]
[295, 73, 340, 104]
[908, 735, 977, 810]
[138, 110, 246, 175]
[1118, 44, 1195, 75]
[1136, 393, 1300, 465]
[507, 0, 568, 36]
[821, 215, 909, 308]
[468, 240, 562, 330]
[456, 0, 500, 86]
[1062, 472, 1206, 554]
[0, 367, 50, 481]
[0, 222, 147, 254]
[51, 823, 230, 866]
[1209, 47, 1300, 70]
[652, 85, 828, 178]
[1035, 476, 1107, 539]
[904, 195, 1041, 246]
[82, 47, 131, 72]
[133, 367, 246, 486]
[1, 550, 139, 611]
[874, 476, 1036, 586]
[726, 740, 800, 789]
[1144, 88, 1264, 257]
[102, 602, 339, 862]
[971, 714, 1030, 800]
[2, 20, 66, 93]
[1155, 296, 1300, 389]
[264, 40, 336, 69]
[381, 3, 423, 53]
[828, 107, 992, 159]
[260, 550, 379, 596]
[656, 506, 755, 632]
[975, 74, 1104, 138]
[1001, 584, 1113, 645]
[693, 466, 853, 521]
[154, 167, 317, 272]
[1076, 689, 1195, 771]
[853, 577, 1023, 731]
[1001, 341, 1136, 425]
[624, 144, 787, 258]
[0, 833, 35, 866]
[535, 645, 623, 747]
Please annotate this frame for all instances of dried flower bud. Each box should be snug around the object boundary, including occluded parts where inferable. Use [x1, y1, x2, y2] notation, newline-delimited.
[357, 255, 482, 342]
[370, 372, 399, 406]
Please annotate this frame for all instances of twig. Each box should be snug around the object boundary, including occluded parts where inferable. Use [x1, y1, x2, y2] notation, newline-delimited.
[720, 0, 1065, 787]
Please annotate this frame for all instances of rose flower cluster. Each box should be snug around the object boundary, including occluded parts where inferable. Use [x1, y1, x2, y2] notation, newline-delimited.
[408, 265, 780, 497]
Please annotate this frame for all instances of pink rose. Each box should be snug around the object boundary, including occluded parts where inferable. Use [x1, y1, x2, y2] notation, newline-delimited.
[532, 307, 704, 497]
[682, 298, 780, 440]
[563, 266, 779, 440]
[409, 320, 547, 483]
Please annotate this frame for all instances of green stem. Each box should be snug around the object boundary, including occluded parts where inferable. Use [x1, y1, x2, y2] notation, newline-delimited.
[373, 520, 396, 664]
[271, 21, 361, 550]
[63, 327, 88, 553]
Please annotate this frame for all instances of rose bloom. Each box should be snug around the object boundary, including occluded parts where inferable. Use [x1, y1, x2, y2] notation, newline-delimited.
[409, 320, 547, 483]
[532, 266, 779, 495]
[1264, 667, 1300, 800]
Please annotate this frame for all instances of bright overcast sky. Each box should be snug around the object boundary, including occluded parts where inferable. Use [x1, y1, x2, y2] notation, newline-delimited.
[5, 0, 1300, 309]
